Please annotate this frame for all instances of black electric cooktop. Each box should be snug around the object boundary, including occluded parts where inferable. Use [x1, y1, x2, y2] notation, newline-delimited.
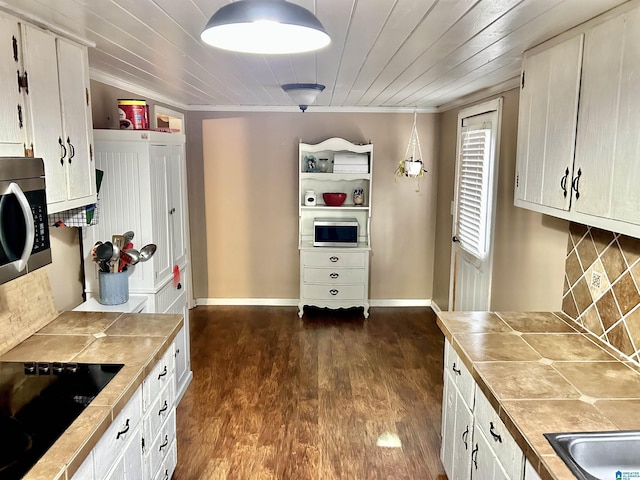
[0, 361, 123, 479]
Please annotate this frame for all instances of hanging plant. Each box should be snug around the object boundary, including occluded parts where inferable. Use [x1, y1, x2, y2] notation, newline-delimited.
[395, 110, 426, 191]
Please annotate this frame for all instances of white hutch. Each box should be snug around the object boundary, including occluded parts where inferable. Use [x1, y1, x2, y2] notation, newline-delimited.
[298, 138, 373, 318]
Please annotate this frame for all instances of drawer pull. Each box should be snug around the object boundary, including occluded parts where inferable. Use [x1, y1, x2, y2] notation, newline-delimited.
[471, 443, 479, 469]
[462, 425, 469, 450]
[329, 256, 339, 262]
[560, 167, 569, 198]
[158, 400, 169, 415]
[329, 289, 339, 296]
[116, 419, 130, 439]
[489, 422, 502, 443]
[164, 469, 169, 480]
[159, 434, 169, 451]
[452, 362, 461, 375]
[158, 365, 168, 380]
[329, 272, 339, 279]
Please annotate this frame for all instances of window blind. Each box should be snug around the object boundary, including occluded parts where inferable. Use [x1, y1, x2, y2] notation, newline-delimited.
[457, 127, 491, 258]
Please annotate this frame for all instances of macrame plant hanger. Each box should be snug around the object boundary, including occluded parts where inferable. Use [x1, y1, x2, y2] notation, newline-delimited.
[395, 110, 425, 191]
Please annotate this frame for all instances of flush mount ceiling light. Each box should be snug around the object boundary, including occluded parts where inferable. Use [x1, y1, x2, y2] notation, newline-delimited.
[282, 83, 325, 112]
[201, 0, 331, 54]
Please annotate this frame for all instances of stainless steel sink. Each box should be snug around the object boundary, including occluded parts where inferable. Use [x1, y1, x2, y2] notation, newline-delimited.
[544, 430, 640, 480]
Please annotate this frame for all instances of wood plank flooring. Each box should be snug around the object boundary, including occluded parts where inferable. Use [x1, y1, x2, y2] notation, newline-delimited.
[174, 306, 447, 480]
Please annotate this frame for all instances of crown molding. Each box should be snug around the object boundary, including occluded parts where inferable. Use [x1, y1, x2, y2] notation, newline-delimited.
[187, 105, 438, 113]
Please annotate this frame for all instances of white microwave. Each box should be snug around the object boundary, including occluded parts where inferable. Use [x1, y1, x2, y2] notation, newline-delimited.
[0, 157, 51, 285]
[313, 218, 359, 247]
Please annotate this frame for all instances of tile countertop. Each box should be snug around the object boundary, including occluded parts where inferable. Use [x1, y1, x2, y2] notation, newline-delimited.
[0, 310, 184, 480]
[436, 311, 640, 480]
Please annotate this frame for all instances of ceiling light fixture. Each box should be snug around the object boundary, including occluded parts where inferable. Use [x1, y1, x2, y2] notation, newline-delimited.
[282, 83, 325, 112]
[201, 0, 331, 54]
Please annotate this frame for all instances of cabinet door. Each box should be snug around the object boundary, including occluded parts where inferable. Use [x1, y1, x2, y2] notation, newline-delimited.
[0, 13, 27, 155]
[573, 7, 640, 224]
[167, 144, 187, 268]
[452, 393, 474, 480]
[57, 37, 95, 206]
[472, 426, 509, 480]
[122, 427, 143, 479]
[440, 370, 456, 477]
[20, 24, 66, 204]
[515, 34, 583, 212]
[149, 145, 172, 285]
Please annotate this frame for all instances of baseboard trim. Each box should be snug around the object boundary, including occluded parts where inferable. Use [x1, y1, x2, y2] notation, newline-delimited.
[195, 298, 432, 307]
[430, 301, 443, 313]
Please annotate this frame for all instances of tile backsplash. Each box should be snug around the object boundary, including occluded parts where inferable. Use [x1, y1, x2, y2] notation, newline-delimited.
[563, 223, 640, 364]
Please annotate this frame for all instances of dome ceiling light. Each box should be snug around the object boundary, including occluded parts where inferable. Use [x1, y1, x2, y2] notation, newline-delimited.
[282, 83, 325, 112]
[201, 0, 331, 55]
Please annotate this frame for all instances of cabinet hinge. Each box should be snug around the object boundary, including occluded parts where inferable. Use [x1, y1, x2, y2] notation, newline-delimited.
[17, 104, 23, 129]
[17, 70, 28, 94]
[85, 88, 89, 106]
[12, 35, 18, 62]
[89, 143, 93, 161]
[141, 436, 145, 453]
[24, 143, 34, 158]
[521, 71, 525, 89]
[516, 173, 519, 189]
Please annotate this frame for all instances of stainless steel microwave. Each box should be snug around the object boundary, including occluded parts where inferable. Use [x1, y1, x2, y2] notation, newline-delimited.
[0, 157, 51, 285]
[314, 218, 359, 247]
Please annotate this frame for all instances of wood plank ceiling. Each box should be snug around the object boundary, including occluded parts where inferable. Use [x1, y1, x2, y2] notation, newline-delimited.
[0, 0, 630, 110]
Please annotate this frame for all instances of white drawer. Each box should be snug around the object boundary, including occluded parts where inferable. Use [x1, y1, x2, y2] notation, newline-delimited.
[147, 409, 177, 479]
[303, 284, 365, 300]
[94, 385, 143, 477]
[143, 344, 175, 411]
[152, 270, 187, 313]
[444, 339, 475, 410]
[153, 438, 177, 480]
[303, 267, 366, 284]
[303, 250, 366, 267]
[144, 380, 175, 446]
[475, 387, 524, 479]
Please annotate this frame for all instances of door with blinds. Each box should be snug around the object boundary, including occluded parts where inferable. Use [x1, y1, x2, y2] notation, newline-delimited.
[449, 98, 502, 311]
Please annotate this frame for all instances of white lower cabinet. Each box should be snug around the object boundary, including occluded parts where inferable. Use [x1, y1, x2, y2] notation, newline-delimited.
[441, 338, 525, 480]
[71, 343, 178, 480]
[441, 341, 475, 480]
[524, 459, 542, 480]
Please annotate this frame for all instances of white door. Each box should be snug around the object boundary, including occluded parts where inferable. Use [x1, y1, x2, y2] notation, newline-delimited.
[449, 99, 502, 311]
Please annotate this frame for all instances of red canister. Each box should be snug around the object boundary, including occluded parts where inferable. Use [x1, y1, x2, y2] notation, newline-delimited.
[118, 99, 148, 129]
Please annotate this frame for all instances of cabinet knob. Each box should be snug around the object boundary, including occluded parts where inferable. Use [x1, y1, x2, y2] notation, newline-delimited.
[452, 236, 459, 243]
[329, 272, 339, 279]
[329, 256, 339, 262]
[329, 289, 339, 296]
[177, 282, 182, 290]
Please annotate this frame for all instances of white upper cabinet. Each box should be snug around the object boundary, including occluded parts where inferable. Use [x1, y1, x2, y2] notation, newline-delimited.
[22, 24, 96, 213]
[0, 14, 27, 156]
[515, 2, 640, 239]
[515, 34, 583, 212]
[573, 7, 640, 224]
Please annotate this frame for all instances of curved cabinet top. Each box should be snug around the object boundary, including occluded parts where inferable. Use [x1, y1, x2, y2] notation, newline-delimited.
[300, 137, 373, 153]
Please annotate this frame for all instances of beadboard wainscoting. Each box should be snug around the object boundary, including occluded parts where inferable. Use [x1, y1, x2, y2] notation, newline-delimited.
[562, 223, 640, 364]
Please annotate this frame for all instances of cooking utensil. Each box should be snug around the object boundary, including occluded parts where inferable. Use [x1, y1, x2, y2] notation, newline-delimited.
[109, 244, 120, 272]
[139, 244, 156, 262]
[123, 231, 135, 245]
[121, 249, 140, 266]
[112, 234, 125, 250]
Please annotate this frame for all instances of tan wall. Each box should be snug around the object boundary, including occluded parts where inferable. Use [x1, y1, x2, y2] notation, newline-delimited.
[432, 88, 569, 311]
[187, 111, 438, 301]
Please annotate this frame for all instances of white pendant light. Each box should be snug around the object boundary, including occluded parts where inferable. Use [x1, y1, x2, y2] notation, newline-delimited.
[282, 83, 325, 111]
[201, 0, 331, 54]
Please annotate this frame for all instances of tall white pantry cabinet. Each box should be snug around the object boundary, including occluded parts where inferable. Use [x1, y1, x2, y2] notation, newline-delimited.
[82, 130, 192, 401]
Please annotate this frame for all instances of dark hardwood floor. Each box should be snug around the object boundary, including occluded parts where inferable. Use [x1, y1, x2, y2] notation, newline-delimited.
[174, 306, 447, 479]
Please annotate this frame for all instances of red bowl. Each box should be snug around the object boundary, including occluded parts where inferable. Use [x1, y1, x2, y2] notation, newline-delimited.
[323, 192, 347, 206]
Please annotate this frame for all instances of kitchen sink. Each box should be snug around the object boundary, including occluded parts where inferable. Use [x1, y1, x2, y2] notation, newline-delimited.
[544, 430, 640, 480]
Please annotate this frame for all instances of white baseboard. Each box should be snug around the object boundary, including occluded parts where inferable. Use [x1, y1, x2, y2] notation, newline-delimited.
[430, 301, 443, 313]
[195, 298, 432, 307]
